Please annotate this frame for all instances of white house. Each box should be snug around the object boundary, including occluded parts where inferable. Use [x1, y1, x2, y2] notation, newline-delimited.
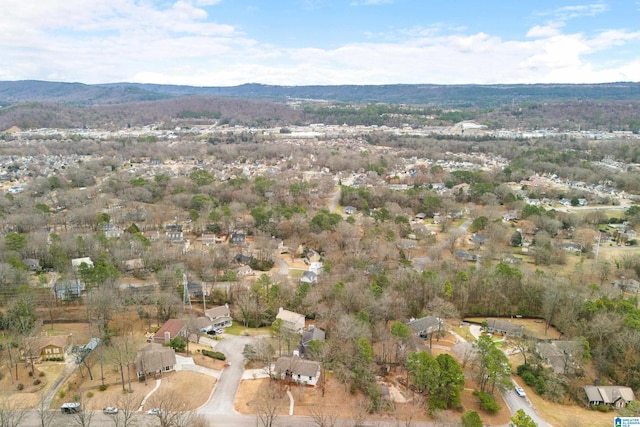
[274, 355, 321, 386]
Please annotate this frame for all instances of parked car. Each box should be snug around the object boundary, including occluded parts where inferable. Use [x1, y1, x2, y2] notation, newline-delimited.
[147, 408, 163, 415]
[515, 386, 526, 397]
[206, 330, 216, 335]
[214, 328, 224, 334]
[103, 407, 119, 415]
[61, 402, 80, 414]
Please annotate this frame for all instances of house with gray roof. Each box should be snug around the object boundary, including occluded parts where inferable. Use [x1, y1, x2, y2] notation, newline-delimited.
[407, 316, 443, 338]
[299, 326, 326, 358]
[205, 304, 232, 329]
[276, 308, 305, 334]
[584, 385, 635, 409]
[134, 343, 177, 379]
[485, 318, 524, 337]
[274, 355, 321, 386]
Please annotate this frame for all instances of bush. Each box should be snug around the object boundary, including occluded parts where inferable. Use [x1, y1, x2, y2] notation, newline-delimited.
[593, 404, 610, 412]
[58, 391, 66, 399]
[201, 349, 226, 361]
[16, 384, 24, 391]
[98, 384, 108, 392]
[39, 371, 45, 377]
[28, 371, 34, 377]
[461, 410, 483, 427]
[87, 392, 94, 398]
[33, 379, 41, 386]
[474, 391, 500, 414]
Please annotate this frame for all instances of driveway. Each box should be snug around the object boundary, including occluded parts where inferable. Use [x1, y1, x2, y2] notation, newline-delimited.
[198, 335, 256, 414]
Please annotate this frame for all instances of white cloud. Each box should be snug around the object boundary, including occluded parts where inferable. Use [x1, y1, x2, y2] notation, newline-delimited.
[538, 2, 609, 20]
[526, 22, 564, 38]
[0, 0, 639, 85]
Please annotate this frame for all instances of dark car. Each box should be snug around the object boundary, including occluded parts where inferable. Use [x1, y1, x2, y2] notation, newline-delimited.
[206, 330, 216, 335]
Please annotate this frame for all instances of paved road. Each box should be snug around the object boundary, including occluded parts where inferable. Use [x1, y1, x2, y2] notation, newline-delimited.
[503, 383, 552, 427]
[198, 335, 256, 414]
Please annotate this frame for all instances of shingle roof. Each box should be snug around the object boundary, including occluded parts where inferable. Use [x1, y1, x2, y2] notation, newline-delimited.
[153, 319, 185, 341]
[275, 356, 321, 377]
[134, 343, 177, 374]
[205, 305, 230, 320]
[407, 316, 442, 335]
[584, 385, 635, 404]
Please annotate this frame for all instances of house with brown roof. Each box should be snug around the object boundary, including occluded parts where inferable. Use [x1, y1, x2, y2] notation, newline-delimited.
[134, 343, 177, 379]
[274, 355, 321, 386]
[22, 335, 69, 362]
[152, 319, 187, 344]
[584, 385, 635, 409]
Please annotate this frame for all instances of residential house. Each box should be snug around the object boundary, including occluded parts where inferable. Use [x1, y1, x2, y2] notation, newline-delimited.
[230, 231, 247, 245]
[304, 249, 321, 265]
[300, 271, 318, 285]
[274, 355, 322, 386]
[152, 319, 187, 344]
[414, 212, 427, 221]
[343, 206, 357, 215]
[75, 338, 100, 364]
[234, 253, 253, 264]
[71, 257, 93, 270]
[276, 308, 305, 334]
[470, 233, 490, 246]
[455, 249, 477, 262]
[407, 316, 443, 338]
[536, 340, 584, 375]
[298, 326, 326, 358]
[165, 224, 184, 243]
[560, 242, 582, 253]
[53, 279, 84, 301]
[22, 335, 68, 362]
[123, 258, 144, 272]
[612, 278, 640, 293]
[134, 343, 177, 379]
[235, 265, 254, 277]
[205, 304, 233, 329]
[485, 318, 524, 337]
[584, 385, 635, 409]
[201, 233, 217, 246]
[22, 258, 40, 272]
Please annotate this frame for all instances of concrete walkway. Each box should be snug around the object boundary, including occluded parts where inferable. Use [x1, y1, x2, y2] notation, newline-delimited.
[138, 379, 161, 411]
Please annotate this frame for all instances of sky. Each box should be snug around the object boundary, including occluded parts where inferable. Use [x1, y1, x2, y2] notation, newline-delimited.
[2, 0, 640, 86]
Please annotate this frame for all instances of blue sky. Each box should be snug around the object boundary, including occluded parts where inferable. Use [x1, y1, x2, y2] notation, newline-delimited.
[2, 0, 640, 86]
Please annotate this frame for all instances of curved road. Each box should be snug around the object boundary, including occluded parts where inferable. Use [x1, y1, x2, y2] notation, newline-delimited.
[198, 335, 255, 414]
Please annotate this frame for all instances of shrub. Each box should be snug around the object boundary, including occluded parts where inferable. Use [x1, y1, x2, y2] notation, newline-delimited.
[28, 371, 34, 377]
[39, 371, 45, 377]
[58, 391, 66, 399]
[461, 410, 483, 427]
[98, 384, 108, 392]
[87, 392, 94, 398]
[33, 379, 41, 386]
[474, 391, 500, 414]
[16, 384, 24, 391]
[594, 404, 610, 413]
[201, 349, 226, 361]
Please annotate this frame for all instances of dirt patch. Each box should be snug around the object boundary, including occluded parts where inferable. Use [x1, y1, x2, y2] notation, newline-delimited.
[56, 368, 215, 412]
[234, 370, 512, 426]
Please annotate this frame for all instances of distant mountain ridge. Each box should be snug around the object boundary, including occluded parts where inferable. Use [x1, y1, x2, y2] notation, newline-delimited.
[1, 80, 640, 106]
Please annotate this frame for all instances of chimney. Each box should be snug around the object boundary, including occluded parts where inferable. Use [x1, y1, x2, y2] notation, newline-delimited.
[164, 331, 171, 344]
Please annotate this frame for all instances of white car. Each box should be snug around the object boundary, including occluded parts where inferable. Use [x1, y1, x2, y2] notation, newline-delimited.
[214, 328, 224, 334]
[515, 386, 526, 397]
[102, 407, 118, 415]
[146, 408, 162, 415]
